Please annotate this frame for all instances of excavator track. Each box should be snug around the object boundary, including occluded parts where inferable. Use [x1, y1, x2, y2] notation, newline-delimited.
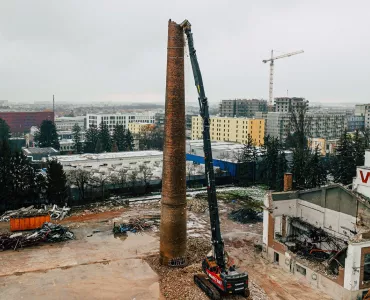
[194, 274, 221, 300]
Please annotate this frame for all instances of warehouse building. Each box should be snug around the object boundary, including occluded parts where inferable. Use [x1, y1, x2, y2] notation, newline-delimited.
[0, 111, 54, 134]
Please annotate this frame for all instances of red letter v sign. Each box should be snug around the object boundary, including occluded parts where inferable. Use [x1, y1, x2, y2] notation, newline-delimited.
[360, 170, 370, 183]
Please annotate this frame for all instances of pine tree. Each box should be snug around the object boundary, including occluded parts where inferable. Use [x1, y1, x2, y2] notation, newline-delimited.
[0, 140, 12, 208]
[111, 141, 118, 152]
[46, 159, 68, 205]
[334, 130, 356, 185]
[305, 146, 327, 188]
[95, 139, 103, 153]
[84, 126, 99, 153]
[242, 134, 258, 184]
[275, 151, 288, 191]
[98, 122, 112, 152]
[0, 118, 10, 141]
[263, 136, 280, 189]
[353, 129, 365, 167]
[125, 129, 134, 151]
[113, 125, 126, 151]
[72, 123, 83, 154]
[34, 120, 60, 149]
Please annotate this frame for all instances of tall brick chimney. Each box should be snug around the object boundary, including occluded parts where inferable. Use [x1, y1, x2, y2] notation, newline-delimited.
[159, 20, 187, 266]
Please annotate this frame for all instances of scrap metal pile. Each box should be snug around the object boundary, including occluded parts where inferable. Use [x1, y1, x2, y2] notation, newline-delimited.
[228, 208, 263, 224]
[0, 205, 71, 222]
[0, 222, 74, 251]
[113, 217, 159, 234]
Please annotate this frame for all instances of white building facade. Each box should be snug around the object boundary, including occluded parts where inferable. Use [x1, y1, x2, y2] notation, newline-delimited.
[55, 116, 85, 131]
[86, 113, 155, 133]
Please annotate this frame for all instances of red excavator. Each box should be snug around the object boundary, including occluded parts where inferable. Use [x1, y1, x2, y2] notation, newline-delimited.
[180, 20, 250, 299]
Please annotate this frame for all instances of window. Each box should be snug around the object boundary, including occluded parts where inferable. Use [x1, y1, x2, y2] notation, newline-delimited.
[296, 264, 306, 276]
[364, 253, 370, 281]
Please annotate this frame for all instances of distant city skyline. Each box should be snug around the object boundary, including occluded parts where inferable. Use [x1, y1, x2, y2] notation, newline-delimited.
[1, 1, 370, 105]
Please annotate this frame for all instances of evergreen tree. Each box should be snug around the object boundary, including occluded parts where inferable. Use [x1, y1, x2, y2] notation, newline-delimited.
[98, 122, 112, 152]
[95, 139, 103, 153]
[0, 140, 12, 208]
[333, 131, 356, 185]
[113, 125, 126, 151]
[263, 136, 280, 189]
[34, 120, 60, 149]
[112, 141, 118, 152]
[275, 151, 288, 191]
[9, 152, 38, 206]
[353, 129, 365, 167]
[242, 134, 258, 184]
[125, 129, 134, 151]
[84, 126, 99, 153]
[291, 147, 310, 189]
[46, 159, 68, 205]
[305, 146, 327, 188]
[0, 118, 10, 141]
[72, 123, 83, 154]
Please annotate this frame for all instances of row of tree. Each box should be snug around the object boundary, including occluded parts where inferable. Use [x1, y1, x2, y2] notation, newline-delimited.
[75, 122, 134, 154]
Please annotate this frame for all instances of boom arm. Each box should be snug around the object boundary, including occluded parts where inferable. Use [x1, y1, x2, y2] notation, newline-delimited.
[181, 19, 226, 271]
[262, 50, 304, 63]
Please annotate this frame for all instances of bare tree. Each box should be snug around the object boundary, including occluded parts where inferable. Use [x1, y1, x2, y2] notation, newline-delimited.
[68, 169, 91, 202]
[186, 162, 196, 181]
[138, 164, 153, 192]
[91, 173, 109, 200]
[128, 170, 138, 193]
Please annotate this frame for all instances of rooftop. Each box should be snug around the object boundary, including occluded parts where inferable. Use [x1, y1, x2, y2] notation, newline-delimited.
[50, 150, 163, 162]
[23, 147, 59, 154]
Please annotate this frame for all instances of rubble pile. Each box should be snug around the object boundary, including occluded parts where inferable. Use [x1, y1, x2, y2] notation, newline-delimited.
[113, 217, 159, 234]
[146, 236, 267, 299]
[229, 208, 263, 224]
[187, 198, 208, 213]
[0, 222, 74, 251]
[0, 205, 71, 222]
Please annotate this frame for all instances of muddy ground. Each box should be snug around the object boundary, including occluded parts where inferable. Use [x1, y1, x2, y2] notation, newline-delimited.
[0, 187, 332, 299]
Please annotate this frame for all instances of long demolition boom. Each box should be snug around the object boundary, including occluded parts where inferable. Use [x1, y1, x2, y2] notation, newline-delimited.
[180, 20, 225, 271]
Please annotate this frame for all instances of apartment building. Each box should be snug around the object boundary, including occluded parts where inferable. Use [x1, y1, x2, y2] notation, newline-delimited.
[128, 122, 155, 134]
[86, 113, 155, 133]
[274, 97, 308, 113]
[355, 104, 370, 128]
[347, 115, 365, 132]
[219, 99, 268, 117]
[191, 116, 265, 146]
[55, 116, 85, 131]
[266, 112, 347, 141]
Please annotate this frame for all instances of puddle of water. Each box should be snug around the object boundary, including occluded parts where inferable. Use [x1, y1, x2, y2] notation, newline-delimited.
[114, 233, 128, 241]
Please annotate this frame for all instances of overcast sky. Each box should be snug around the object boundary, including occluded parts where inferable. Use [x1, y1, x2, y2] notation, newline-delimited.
[1, 1, 370, 105]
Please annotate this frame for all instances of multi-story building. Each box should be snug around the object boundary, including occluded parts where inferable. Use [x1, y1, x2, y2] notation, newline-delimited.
[128, 123, 155, 134]
[154, 113, 165, 128]
[55, 116, 85, 131]
[0, 111, 54, 133]
[219, 99, 268, 117]
[266, 112, 347, 141]
[274, 97, 308, 113]
[355, 104, 370, 128]
[347, 115, 365, 132]
[191, 116, 265, 146]
[308, 137, 339, 156]
[86, 113, 155, 133]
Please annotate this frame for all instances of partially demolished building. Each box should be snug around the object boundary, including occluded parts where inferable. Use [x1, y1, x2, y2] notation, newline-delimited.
[263, 152, 370, 299]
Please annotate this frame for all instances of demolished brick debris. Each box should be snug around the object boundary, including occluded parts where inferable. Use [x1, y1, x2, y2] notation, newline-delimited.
[0, 204, 71, 222]
[0, 222, 74, 251]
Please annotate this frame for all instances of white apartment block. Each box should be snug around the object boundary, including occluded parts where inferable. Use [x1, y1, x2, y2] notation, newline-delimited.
[55, 116, 85, 131]
[86, 113, 155, 133]
[355, 104, 370, 128]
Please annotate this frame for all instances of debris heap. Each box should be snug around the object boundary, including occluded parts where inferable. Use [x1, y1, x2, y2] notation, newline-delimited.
[0, 205, 71, 222]
[0, 222, 74, 251]
[113, 217, 160, 234]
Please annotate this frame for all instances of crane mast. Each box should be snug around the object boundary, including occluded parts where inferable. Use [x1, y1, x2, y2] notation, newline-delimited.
[181, 20, 225, 271]
[263, 49, 304, 106]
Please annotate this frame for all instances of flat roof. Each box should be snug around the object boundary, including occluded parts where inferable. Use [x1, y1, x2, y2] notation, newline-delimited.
[52, 150, 163, 162]
[23, 147, 59, 154]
